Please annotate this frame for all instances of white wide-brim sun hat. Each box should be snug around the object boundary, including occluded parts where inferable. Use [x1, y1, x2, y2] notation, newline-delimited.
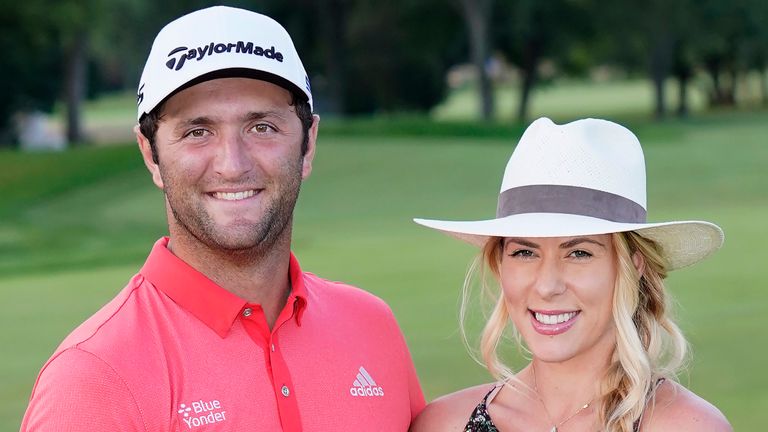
[414, 118, 723, 270]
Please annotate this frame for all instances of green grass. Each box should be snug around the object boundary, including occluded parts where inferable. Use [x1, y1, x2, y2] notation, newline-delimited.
[51, 76, 728, 145]
[2, 108, 766, 430]
[0, 145, 144, 216]
[51, 91, 138, 124]
[434, 77, 713, 122]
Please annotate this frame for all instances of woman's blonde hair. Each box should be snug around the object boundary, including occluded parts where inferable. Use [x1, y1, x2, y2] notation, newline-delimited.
[461, 232, 688, 432]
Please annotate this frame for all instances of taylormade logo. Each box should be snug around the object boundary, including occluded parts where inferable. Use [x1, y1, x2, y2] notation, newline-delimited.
[165, 41, 284, 71]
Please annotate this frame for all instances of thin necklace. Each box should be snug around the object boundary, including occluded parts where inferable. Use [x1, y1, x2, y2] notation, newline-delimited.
[531, 363, 593, 432]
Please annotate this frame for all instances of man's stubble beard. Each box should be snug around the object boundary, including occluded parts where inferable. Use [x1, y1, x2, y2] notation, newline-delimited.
[161, 160, 304, 260]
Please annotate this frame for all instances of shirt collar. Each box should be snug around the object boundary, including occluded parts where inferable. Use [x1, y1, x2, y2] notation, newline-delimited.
[140, 237, 308, 338]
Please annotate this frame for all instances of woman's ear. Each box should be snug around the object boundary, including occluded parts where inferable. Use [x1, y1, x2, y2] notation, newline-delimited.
[632, 251, 646, 279]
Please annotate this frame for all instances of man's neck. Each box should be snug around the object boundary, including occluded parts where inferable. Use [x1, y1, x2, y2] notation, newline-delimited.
[167, 231, 293, 329]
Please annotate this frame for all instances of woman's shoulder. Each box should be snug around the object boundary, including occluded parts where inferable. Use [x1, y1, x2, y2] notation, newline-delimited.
[410, 383, 498, 432]
[642, 380, 733, 432]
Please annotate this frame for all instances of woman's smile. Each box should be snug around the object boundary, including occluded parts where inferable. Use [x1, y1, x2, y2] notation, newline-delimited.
[529, 309, 581, 335]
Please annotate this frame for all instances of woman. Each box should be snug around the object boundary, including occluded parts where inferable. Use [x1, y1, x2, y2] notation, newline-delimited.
[410, 118, 732, 432]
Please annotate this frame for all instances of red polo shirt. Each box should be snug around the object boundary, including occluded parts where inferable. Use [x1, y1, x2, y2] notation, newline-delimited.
[22, 238, 424, 431]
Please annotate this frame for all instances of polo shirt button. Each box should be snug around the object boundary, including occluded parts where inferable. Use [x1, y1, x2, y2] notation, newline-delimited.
[242, 308, 252, 317]
[281, 385, 290, 397]
[271, 344, 276, 352]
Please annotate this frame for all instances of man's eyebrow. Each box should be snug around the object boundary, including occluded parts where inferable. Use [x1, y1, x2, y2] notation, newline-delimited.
[243, 110, 290, 122]
[560, 237, 606, 249]
[504, 238, 540, 249]
[172, 116, 215, 133]
[170, 110, 291, 134]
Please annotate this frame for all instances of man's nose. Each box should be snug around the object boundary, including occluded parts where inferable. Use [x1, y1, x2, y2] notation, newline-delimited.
[214, 133, 253, 179]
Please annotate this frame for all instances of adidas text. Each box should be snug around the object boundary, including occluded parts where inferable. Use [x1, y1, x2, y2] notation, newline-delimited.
[349, 386, 385, 397]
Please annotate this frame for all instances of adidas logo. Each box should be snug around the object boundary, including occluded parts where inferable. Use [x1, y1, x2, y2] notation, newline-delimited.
[349, 366, 384, 397]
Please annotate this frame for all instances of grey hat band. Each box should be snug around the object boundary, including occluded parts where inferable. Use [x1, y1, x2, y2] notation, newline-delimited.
[496, 184, 647, 223]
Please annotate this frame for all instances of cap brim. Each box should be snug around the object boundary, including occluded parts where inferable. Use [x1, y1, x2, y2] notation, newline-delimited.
[413, 213, 723, 270]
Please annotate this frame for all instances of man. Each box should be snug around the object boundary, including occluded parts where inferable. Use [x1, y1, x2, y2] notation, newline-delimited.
[21, 6, 424, 431]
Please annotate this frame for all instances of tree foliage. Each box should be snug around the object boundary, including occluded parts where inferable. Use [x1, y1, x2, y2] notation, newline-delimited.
[1, 0, 766, 142]
[0, 1, 62, 143]
[494, 0, 594, 121]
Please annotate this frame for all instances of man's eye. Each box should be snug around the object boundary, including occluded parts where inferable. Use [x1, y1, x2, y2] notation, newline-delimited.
[186, 129, 208, 138]
[253, 124, 273, 133]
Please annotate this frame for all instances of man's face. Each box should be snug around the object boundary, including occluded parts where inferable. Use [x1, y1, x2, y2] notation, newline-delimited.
[138, 77, 317, 254]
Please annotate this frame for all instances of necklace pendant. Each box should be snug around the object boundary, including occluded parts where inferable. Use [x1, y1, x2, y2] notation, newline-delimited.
[550, 427, 557, 432]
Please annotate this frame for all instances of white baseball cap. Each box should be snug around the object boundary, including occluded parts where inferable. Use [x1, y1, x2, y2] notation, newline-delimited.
[136, 6, 312, 121]
[414, 117, 724, 270]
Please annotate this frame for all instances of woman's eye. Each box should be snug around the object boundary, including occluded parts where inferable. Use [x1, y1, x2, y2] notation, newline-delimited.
[510, 249, 534, 258]
[569, 250, 593, 258]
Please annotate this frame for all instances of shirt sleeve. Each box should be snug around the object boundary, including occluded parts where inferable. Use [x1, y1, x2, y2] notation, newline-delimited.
[405, 342, 426, 420]
[21, 347, 147, 432]
[384, 308, 426, 420]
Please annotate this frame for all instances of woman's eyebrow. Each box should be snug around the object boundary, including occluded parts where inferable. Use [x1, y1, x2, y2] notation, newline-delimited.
[560, 237, 606, 249]
[504, 238, 540, 249]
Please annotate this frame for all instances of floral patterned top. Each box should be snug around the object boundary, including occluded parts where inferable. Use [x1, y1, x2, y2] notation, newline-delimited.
[463, 385, 500, 432]
[463, 379, 666, 432]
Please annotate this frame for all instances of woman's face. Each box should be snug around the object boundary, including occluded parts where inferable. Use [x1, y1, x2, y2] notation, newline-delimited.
[499, 234, 618, 364]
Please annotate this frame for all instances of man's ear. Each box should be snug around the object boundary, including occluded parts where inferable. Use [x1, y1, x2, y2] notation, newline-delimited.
[135, 124, 164, 189]
[632, 251, 646, 279]
[301, 114, 320, 180]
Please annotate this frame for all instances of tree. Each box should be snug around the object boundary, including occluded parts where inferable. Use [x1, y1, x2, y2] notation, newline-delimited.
[262, 0, 348, 115]
[258, 0, 462, 115]
[495, 0, 591, 122]
[326, 0, 462, 114]
[0, 1, 62, 145]
[589, 0, 698, 118]
[695, 0, 743, 107]
[458, 0, 495, 120]
[315, 0, 350, 114]
[742, 0, 768, 106]
[699, 0, 768, 107]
